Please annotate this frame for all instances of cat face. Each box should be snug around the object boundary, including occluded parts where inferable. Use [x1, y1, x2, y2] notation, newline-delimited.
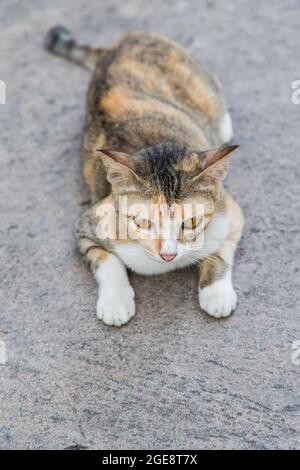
[116, 193, 212, 263]
[99, 142, 238, 263]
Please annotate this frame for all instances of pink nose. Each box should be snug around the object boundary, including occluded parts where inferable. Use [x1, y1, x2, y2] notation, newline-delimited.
[160, 253, 177, 262]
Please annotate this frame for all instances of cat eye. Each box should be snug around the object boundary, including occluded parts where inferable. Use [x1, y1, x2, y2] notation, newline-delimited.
[133, 217, 153, 230]
[182, 216, 201, 230]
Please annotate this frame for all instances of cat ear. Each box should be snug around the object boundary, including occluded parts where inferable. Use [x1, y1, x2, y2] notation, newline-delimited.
[97, 149, 141, 190]
[195, 145, 239, 183]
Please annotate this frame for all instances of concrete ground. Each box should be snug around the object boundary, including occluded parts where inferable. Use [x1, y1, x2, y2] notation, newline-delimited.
[0, 0, 299, 450]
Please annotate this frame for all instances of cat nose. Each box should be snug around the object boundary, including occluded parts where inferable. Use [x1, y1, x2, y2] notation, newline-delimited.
[160, 253, 177, 262]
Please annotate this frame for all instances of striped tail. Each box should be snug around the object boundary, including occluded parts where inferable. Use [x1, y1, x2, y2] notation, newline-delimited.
[45, 26, 106, 70]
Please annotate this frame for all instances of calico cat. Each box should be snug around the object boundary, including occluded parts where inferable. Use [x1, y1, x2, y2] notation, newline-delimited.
[46, 27, 244, 326]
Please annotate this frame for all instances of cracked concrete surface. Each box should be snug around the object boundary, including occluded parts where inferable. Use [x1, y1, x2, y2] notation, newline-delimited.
[0, 0, 299, 450]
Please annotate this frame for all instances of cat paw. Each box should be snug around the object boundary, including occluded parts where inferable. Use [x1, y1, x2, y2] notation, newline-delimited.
[199, 281, 237, 318]
[97, 284, 135, 326]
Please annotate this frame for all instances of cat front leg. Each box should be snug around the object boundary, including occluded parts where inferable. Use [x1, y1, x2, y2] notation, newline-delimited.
[94, 250, 135, 326]
[198, 197, 244, 318]
[199, 254, 236, 318]
[85, 245, 135, 326]
[77, 208, 135, 326]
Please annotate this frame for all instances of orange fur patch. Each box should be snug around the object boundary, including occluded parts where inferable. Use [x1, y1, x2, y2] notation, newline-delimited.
[86, 247, 108, 269]
[83, 160, 97, 194]
[168, 55, 219, 122]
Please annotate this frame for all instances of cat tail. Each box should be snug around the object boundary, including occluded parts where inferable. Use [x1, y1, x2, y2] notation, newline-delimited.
[45, 26, 106, 70]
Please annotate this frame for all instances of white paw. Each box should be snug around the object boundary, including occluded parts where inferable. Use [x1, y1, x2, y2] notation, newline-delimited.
[199, 281, 237, 318]
[97, 284, 135, 326]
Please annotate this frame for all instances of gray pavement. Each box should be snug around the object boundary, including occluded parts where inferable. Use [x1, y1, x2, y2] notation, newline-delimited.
[0, 0, 299, 450]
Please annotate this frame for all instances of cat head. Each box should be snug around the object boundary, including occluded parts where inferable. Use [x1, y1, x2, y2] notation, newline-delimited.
[98, 141, 238, 263]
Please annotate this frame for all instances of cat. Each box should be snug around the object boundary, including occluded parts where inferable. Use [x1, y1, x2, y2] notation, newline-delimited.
[46, 26, 244, 326]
